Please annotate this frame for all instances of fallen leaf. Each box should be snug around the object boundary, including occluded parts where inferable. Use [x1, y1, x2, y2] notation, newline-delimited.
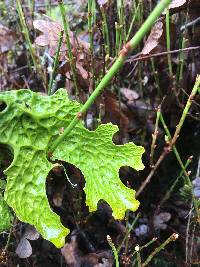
[120, 88, 139, 101]
[61, 235, 80, 267]
[153, 212, 171, 230]
[33, 19, 97, 87]
[15, 238, 32, 259]
[15, 225, 39, 259]
[97, 0, 108, 5]
[33, 20, 66, 59]
[162, 0, 187, 14]
[0, 24, 17, 54]
[23, 225, 40, 241]
[142, 20, 163, 55]
[102, 90, 130, 137]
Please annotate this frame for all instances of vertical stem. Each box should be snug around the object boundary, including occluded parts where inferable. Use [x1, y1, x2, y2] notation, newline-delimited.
[150, 106, 161, 166]
[58, 0, 79, 96]
[135, 246, 142, 267]
[170, 75, 200, 146]
[107, 235, 119, 267]
[88, 0, 95, 89]
[100, 5, 110, 56]
[158, 157, 192, 209]
[16, 0, 37, 70]
[115, 22, 120, 55]
[150, 58, 161, 96]
[178, 37, 186, 81]
[126, 2, 140, 42]
[166, 8, 173, 77]
[48, 30, 63, 95]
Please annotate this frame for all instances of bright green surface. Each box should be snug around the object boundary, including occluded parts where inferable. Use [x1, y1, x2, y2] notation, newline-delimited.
[0, 195, 12, 232]
[0, 89, 144, 247]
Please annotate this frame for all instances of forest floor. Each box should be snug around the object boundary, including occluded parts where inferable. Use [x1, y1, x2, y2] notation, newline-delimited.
[0, 0, 200, 266]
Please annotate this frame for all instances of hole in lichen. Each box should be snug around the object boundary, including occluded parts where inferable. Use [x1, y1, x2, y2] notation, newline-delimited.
[46, 162, 85, 211]
[0, 101, 7, 112]
[0, 144, 14, 185]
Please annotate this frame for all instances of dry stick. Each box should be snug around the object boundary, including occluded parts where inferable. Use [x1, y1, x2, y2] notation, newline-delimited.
[127, 46, 200, 63]
[49, 0, 171, 154]
[136, 75, 200, 197]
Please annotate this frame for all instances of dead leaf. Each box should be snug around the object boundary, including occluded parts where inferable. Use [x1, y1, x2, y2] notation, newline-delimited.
[153, 212, 171, 230]
[33, 19, 89, 59]
[120, 88, 139, 101]
[142, 20, 164, 55]
[23, 225, 40, 240]
[33, 20, 66, 59]
[15, 238, 32, 259]
[102, 91, 129, 138]
[0, 24, 17, 54]
[61, 235, 80, 267]
[33, 19, 99, 87]
[15, 225, 39, 259]
[166, 0, 186, 10]
[97, 0, 108, 5]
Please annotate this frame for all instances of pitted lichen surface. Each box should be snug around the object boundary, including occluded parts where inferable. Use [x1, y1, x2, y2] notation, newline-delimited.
[0, 89, 144, 247]
[0, 195, 12, 232]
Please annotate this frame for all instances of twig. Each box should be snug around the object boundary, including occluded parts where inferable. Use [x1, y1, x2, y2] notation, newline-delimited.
[127, 46, 200, 63]
[181, 17, 200, 31]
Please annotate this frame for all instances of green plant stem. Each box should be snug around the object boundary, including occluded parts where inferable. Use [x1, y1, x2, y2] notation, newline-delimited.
[158, 157, 192, 209]
[117, 213, 140, 253]
[159, 112, 190, 177]
[170, 75, 200, 146]
[100, 5, 110, 56]
[177, 37, 186, 81]
[5, 216, 16, 251]
[126, 2, 140, 41]
[135, 246, 142, 267]
[142, 233, 178, 267]
[150, 58, 161, 96]
[107, 235, 119, 267]
[16, 0, 37, 70]
[136, 75, 200, 197]
[166, 7, 173, 77]
[48, 30, 63, 95]
[88, 0, 95, 89]
[58, 0, 79, 96]
[49, 0, 171, 154]
[150, 106, 160, 166]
